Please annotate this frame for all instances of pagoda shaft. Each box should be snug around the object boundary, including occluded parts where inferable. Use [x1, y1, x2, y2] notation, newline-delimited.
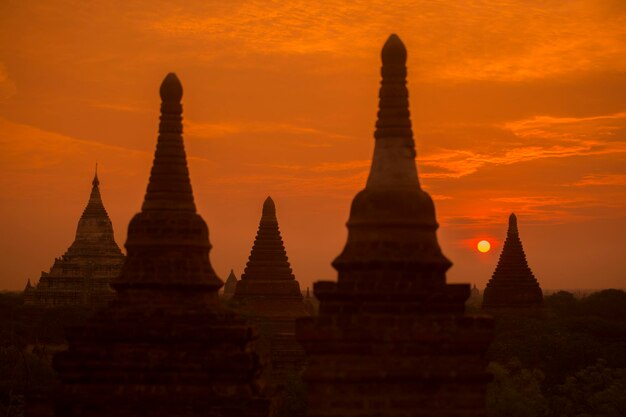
[52, 73, 269, 417]
[296, 35, 493, 417]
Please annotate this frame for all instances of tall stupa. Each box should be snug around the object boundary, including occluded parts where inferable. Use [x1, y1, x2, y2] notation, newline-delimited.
[296, 35, 494, 416]
[232, 196, 308, 381]
[25, 169, 125, 306]
[52, 73, 269, 417]
[233, 196, 307, 322]
[482, 213, 543, 310]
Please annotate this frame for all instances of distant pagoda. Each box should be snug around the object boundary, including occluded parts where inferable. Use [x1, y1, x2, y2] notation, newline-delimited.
[296, 34, 494, 416]
[53, 73, 269, 417]
[223, 269, 238, 298]
[482, 213, 543, 310]
[232, 196, 308, 380]
[232, 196, 307, 322]
[25, 170, 125, 306]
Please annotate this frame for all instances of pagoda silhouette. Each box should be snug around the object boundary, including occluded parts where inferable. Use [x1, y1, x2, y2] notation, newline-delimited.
[296, 34, 494, 416]
[222, 269, 238, 299]
[52, 74, 269, 417]
[232, 196, 309, 382]
[482, 213, 543, 310]
[24, 169, 124, 306]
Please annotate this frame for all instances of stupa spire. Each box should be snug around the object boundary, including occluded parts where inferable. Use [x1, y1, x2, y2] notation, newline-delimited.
[334, 33, 449, 275]
[93, 163, 99, 186]
[482, 213, 543, 310]
[112, 72, 221, 295]
[367, 33, 419, 190]
[53, 73, 269, 417]
[238, 196, 296, 283]
[223, 269, 238, 298]
[80, 164, 107, 219]
[232, 196, 308, 383]
[296, 35, 493, 417]
[142, 73, 195, 212]
[508, 212, 518, 234]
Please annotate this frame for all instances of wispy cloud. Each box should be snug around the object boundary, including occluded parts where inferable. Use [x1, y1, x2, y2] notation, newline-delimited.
[420, 111, 626, 179]
[147, 0, 626, 81]
[186, 120, 350, 143]
[571, 174, 626, 187]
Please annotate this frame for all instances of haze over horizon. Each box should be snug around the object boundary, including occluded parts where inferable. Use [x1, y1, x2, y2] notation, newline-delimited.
[1, 0, 625, 292]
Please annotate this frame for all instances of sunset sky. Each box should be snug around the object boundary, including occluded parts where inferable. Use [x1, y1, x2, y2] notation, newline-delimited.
[1, 0, 625, 291]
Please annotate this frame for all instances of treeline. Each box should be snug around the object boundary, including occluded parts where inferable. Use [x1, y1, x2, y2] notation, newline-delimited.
[1, 290, 625, 416]
[0, 293, 95, 417]
[487, 289, 626, 417]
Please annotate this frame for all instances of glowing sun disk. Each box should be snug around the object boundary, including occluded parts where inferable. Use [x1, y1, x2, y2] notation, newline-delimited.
[477, 240, 491, 253]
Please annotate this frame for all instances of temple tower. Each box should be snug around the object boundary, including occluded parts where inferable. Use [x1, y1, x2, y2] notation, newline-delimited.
[25, 169, 125, 306]
[233, 196, 307, 322]
[53, 73, 269, 417]
[232, 196, 308, 381]
[223, 269, 238, 298]
[482, 213, 543, 310]
[296, 35, 494, 417]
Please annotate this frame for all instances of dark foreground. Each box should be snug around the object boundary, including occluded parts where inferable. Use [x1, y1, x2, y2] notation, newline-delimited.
[1, 289, 625, 417]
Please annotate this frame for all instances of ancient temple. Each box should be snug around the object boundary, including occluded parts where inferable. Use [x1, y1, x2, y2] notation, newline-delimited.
[223, 269, 238, 298]
[471, 283, 481, 298]
[232, 196, 308, 380]
[25, 170, 125, 307]
[303, 288, 316, 316]
[53, 73, 269, 417]
[296, 34, 494, 417]
[482, 213, 543, 310]
[233, 197, 307, 321]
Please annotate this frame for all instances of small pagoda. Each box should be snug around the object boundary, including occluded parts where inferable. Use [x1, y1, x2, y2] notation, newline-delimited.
[222, 269, 238, 299]
[25, 170, 125, 306]
[482, 213, 543, 310]
[296, 34, 494, 416]
[232, 196, 308, 380]
[52, 73, 269, 417]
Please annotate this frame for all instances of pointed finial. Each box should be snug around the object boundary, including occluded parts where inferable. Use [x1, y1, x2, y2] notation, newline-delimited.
[262, 196, 276, 220]
[381, 34, 407, 66]
[92, 163, 99, 187]
[141, 73, 195, 212]
[508, 213, 518, 234]
[160, 72, 183, 102]
[367, 33, 417, 188]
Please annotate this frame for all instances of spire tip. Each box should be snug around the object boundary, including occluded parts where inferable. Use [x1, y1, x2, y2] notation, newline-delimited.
[381, 34, 407, 66]
[160, 72, 183, 102]
[92, 163, 99, 187]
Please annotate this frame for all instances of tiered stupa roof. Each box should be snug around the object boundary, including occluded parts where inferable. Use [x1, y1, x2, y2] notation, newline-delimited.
[25, 169, 124, 306]
[223, 269, 238, 297]
[296, 34, 493, 416]
[52, 73, 269, 417]
[482, 213, 543, 309]
[232, 196, 306, 318]
[67, 169, 124, 257]
[232, 196, 308, 382]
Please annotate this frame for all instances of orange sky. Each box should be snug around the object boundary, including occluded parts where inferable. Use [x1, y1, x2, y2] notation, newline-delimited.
[1, 0, 625, 291]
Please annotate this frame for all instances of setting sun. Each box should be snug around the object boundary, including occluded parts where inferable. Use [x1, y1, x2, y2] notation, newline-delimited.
[477, 240, 491, 253]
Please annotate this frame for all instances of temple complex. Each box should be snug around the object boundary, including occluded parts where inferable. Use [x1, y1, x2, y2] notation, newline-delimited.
[482, 213, 543, 310]
[471, 283, 481, 299]
[24, 171, 125, 307]
[222, 269, 238, 298]
[232, 197, 308, 381]
[296, 34, 494, 417]
[303, 288, 316, 316]
[52, 73, 269, 417]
